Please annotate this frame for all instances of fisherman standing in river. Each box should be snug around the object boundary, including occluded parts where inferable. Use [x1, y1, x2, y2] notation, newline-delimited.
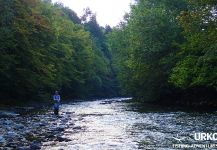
[53, 91, 61, 115]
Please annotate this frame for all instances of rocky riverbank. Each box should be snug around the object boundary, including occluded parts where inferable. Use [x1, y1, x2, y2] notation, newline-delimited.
[0, 108, 78, 150]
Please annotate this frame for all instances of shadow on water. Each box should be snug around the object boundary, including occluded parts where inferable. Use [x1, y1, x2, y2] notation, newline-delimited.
[125, 99, 217, 114]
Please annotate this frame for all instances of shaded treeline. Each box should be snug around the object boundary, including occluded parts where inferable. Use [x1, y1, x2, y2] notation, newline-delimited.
[107, 0, 217, 107]
[0, 0, 120, 103]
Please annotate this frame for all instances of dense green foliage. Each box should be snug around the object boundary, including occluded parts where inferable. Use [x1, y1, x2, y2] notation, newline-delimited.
[170, 0, 217, 89]
[108, 0, 217, 105]
[1, 0, 216, 106]
[0, 0, 119, 103]
[81, 9, 119, 97]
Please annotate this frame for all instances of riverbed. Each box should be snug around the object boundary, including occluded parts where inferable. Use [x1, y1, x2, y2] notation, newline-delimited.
[1, 98, 217, 149]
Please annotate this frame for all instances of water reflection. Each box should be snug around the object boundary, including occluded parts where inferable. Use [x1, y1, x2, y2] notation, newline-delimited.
[42, 98, 217, 150]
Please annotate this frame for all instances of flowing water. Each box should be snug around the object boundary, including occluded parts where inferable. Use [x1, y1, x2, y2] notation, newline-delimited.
[41, 98, 217, 150]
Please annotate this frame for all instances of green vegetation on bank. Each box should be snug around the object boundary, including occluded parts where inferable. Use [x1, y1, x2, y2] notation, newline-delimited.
[107, 0, 217, 106]
[0, 0, 216, 107]
[0, 0, 119, 103]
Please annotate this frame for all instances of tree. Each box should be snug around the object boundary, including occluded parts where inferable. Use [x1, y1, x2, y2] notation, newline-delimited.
[0, 0, 57, 101]
[0, 0, 120, 103]
[108, 0, 187, 101]
[170, 0, 217, 89]
[169, 0, 217, 103]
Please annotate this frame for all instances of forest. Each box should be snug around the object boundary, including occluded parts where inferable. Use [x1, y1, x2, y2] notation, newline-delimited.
[0, 0, 216, 107]
[108, 0, 217, 107]
[0, 0, 119, 103]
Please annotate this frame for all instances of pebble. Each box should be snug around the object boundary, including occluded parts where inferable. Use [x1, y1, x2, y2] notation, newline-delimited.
[65, 112, 73, 114]
[7, 131, 18, 137]
[39, 122, 46, 127]
[30, 141, 41, 150]
[0, 111, 19, 118]
[18, 146, 31, 150]
[56, 127, 65, 132]
[73, 126, 82, 130]
[0, 110, 76, 149]
[67, 122, 75, 126]
[4, 120, 14, 125]
[0, 135, 6, 143]
[15, 123, 25, 129]
[56, 136, 71, 142]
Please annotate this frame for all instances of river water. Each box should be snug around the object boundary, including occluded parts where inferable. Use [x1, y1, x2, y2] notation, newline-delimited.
[42, 98, 217, 150]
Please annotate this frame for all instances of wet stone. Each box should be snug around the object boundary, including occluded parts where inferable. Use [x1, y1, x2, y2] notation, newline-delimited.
[0, 104, 78, 149]
[7, 131, 18, 138]
[0, 135, 6, 143]
[65, 112, 74, 114]
[15, 123, 25, 129]
[45, 134, 55, 139]
[55, 126, 65, 132]
[0, 111, 19, 118]
[39, 122, 46, 127]
[6, 142, 19, 149]
[73, 126, 82, 130]
[30, 141, 41, 150]
[18, 146, 31, 150]
[3, 120, 14, 125]
[55, 136, 71, 142]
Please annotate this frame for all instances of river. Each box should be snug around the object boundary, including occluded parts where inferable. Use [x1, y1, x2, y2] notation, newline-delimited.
[1, 98, 216, 149]
[41, 98, 217, 150]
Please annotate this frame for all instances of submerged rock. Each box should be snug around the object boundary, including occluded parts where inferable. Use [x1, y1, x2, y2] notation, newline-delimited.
[7, 131, 18, 137]
[73, 126, 82, 130]
[0, 135, 6, 143]
[0, 106, 76, 149]
[30, 141, 41, 150]
[15, 123, 25, 129]
[0, 111, 19, 118]
[3, 120, 14, 125]
[18, 146, 31, 150]
[56, 136, 71, 142]
[39, 122, 46, 127]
